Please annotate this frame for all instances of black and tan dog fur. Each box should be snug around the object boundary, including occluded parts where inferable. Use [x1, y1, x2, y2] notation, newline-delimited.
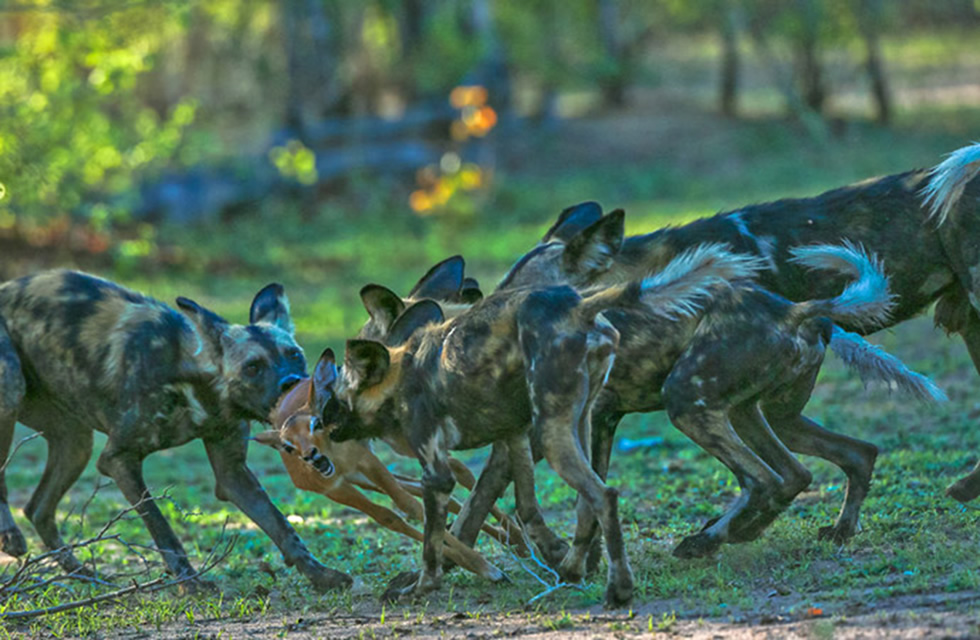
[567, 143, 980, 501]
[0, 270, 350, 590]
[448, 204, 942, 561]
[319, 245, 762, 607]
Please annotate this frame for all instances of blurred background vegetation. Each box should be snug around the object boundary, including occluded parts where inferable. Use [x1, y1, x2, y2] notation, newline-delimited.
[0, 0, 979, 354]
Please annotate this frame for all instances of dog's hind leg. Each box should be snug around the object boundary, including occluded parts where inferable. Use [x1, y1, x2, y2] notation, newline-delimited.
[0, 323, 27, 558]
[726, 402, 812, 543]
[948, 312, 980, 502]
[24, 426, 93, 573]
[506, 434, 571, 569]
[761, 365, 878, 543]
[527, 346, 633, 607]
[663, 371, 785, 559]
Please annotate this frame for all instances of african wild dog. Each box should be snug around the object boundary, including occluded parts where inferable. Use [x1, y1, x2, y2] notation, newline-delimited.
[320, 245, 762, 607]
[445, 204, 943, 562]
[252, 351, 512, 581]
[551, 144, 980, 501]
[0, 270, 350, 591]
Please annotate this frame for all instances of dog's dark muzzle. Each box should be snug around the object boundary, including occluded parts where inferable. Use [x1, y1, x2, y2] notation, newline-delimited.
[279, 374, 305, 393]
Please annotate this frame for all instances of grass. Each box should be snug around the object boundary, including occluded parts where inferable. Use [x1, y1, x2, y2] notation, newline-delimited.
[3, 30, 980, 638]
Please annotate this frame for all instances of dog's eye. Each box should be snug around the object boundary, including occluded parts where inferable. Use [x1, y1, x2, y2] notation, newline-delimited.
[285, 348, 303, 362]
[244, 359, 266, 377]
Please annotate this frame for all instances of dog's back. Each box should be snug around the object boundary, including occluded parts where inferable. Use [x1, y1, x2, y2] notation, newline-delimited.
[0, 270, 204, 419]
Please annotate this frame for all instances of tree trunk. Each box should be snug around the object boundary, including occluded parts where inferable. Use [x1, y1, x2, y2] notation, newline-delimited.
[597, 0, 627, 108]
[719, 3, 740, 118]
[794, 0, 825, 114]
[858, 0, 891, 125]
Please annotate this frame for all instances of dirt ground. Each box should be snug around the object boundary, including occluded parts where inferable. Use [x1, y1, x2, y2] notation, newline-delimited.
[103, 588, 980, 639]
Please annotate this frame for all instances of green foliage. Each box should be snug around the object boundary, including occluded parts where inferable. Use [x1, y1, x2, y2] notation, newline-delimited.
[0, 5, 197, 229]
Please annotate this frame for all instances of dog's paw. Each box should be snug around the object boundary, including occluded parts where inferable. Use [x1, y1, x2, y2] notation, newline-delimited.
[0, 527, 27, 558]
[672, 532, 722, 559]
[380, 570, 441, 604]
[305, 565, 353, 593]
[602, 572, 634, 610]
[381, 571, 420, 604]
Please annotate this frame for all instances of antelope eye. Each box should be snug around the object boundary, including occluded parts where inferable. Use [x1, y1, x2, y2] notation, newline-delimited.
[244, 359, 266, 377]
[282, 442, 296, 455]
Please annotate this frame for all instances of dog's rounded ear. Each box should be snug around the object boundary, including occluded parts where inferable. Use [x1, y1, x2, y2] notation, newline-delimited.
[312, 348, 339, 410]
[251, 430, 284, 451]
[361, 284, 405, 337]
[562, 209, 625, 280]
[176, 296, 230, 345]
[385, 300, 444, 347]
[409, 255, 465, 301]
[250, 283, 295, 335]
[344, 340, 391, 390]
[542, 201, 604, 243]
[459, 277, 483, 304]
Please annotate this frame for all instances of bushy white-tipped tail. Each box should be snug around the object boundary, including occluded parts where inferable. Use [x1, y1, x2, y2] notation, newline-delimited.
[829, 327, 947, 403]
[788, 241, 895, 331]
[576, 243, 765, 321]
[637, 243, 767, 319]
[921, 142, 980, 225]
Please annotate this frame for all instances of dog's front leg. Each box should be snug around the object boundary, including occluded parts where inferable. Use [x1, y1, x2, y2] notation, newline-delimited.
[203, 423, 352, 592]
[96, 439, 196, 581]
[385, 422, 456, 601]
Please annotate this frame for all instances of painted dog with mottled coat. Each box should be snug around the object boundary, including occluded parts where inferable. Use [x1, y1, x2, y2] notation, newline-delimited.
[563, 144, 980, 501]
[0, 270, 349, 590]
[447, 204, 943, 562]
[320, 245, 762, 607]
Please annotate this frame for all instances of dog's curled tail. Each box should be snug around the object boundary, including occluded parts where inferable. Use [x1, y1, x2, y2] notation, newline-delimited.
[787, 241, 895, 331]
[577, 243, 765, 321]
[829, 327, 947, 403]
[921, 142, 980, 225]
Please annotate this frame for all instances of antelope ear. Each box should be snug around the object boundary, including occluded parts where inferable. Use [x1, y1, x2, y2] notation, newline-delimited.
[176, 296, 230, 347]
[409, 255, 465, 301]
[249, 283, 295, 335]
[344, 340, 391, 390]
[562, 209, 625, 279]
[251, 430, 284, 450]
[311, 348, 338, 412]
[360, 284, 405, 338]
[385, 300, 444, 347]
[542, 201, 604, 243]
[459, 277, 483, 303]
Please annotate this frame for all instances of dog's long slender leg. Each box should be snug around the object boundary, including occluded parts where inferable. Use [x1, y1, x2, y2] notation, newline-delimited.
[760, 364, 878, 543]
[665, 405, 780, 558]
[527, 352, 633, 607]
[949, 312, 980, 502]
[409, 430, 455, 596]
[97, 439, 197, 579]
[584, 402, 624, 574]
[765, 410, 876, 542]
[202, 423, 352, 592]
[0, 325, 26, 558]
[507, 433, 571, 569]
[449, 442, 514, 547]
[726, 402, 812, 542]
[25, 430, 94, 573]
